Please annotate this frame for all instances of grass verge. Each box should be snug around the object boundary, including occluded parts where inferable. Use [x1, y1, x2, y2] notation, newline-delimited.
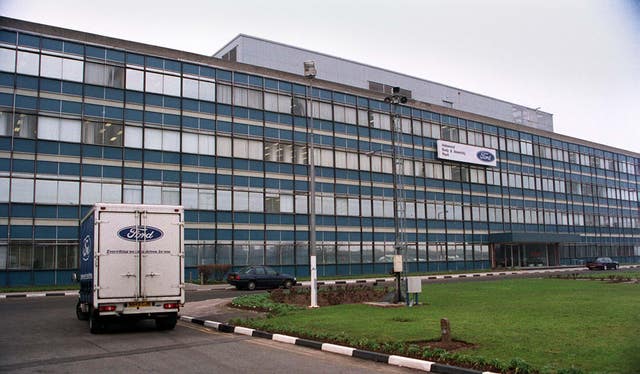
[0, 284, 78, 293]
[231, 278, 639, 373]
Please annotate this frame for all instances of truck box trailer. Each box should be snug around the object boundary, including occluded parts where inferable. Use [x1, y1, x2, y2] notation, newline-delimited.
[76, 203, 185, 333]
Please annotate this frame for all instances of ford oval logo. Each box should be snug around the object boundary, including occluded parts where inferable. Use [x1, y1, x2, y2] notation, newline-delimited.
[476, 151, 495, 162]
[117, 226, 164, 242]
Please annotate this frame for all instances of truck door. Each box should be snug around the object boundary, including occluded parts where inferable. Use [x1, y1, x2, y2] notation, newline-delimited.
[96, 211, 140, 299]
[140, 210, 182, 297]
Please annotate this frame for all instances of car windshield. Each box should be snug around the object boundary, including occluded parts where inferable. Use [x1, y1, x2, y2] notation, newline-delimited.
[239, 267, 255, 274]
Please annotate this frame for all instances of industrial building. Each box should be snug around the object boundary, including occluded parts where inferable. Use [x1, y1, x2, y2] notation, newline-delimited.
[0, 18, 638, 285]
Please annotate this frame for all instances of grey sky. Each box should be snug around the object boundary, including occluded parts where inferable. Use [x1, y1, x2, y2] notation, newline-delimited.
[2, 0, 638, 152]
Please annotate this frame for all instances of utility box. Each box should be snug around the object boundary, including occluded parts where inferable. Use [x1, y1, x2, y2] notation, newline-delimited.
[407, 277, 422, 293]
[393, 255, 403, 273]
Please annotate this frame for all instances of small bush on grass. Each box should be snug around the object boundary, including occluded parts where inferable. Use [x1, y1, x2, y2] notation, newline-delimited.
[231, 293, 303, 316]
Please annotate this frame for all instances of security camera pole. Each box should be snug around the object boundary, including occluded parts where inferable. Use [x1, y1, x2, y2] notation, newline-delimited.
[385, 87, 407, 304]
[304, 61, 318, 308]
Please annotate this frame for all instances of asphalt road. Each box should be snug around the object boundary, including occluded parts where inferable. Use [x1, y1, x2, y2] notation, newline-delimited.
[0, 295, 413, 373]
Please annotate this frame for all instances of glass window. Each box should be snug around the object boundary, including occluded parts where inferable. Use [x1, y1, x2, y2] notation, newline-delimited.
[41, 55, 62, 79]
[161, 187, 179, 205]
[145, 72, 164, 94]
[123, 185, 141, 203]
[163, 74, 181, 96]
[35, 179, 58, 204]
[143, 185, 161, 204]
[295, 195, 307, 214]
[248, 140, 263, 160]
[234, 190, 249, 211]
[16, 51, 39, 75]
[264, 92, 278, 112]
[0, 48, 16, 72]
[84, 62, 124, 88]
[182, 78, 199, 99]
[124, 126, 142, 148]
[163, 130, 180, 151]
[37, 117, 81, 143]
[144, 128, 162, 150]
[11, 178, 33, 203]
[217, 190, 232, 210]
[217, 136, 232, 157]
[81, 182, 101, 204]
[0, 178, 9, 203]
[82, 120, 123, 146]
[233, 138, 248, 158]
[217, 85, 232, 104]
[126, 68, 144, 91]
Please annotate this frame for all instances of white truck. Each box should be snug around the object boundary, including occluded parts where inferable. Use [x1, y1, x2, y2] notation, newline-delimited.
[75, 203, 185, 333]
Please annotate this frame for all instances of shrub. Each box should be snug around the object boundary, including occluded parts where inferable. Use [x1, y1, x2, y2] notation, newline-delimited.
[197, 264, 232, 283]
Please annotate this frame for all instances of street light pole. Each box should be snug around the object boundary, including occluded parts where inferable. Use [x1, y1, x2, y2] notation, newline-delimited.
[385, 87, 407, 304]
[304, 61, 318, 308]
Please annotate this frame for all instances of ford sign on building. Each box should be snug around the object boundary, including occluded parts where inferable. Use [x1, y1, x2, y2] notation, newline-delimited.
[437, 140, 497, 167]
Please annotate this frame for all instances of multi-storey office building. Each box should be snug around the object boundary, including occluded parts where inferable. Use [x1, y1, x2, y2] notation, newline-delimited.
[0, 18, 638, 286]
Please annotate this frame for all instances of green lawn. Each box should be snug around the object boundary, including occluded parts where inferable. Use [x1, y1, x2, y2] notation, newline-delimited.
[237, 278, 640, 373]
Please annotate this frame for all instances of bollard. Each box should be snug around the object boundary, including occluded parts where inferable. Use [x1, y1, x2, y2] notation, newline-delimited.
[440, 318, 451, 343]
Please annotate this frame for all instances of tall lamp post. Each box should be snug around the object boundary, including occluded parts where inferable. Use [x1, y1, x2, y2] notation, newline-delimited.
[384, 87, 407, 304]
[304, 61, 319, 308]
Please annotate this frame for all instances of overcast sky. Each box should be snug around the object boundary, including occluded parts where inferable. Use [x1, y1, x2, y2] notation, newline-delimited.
[2, 0, 639, 153]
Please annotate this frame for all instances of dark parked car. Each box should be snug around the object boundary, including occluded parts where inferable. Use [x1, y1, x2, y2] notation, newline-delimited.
[226, 265, 296, 290]
[586, 257, 619, 270]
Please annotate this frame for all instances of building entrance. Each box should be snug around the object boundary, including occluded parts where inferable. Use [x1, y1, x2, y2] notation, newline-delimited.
[493, 243, 558, 268]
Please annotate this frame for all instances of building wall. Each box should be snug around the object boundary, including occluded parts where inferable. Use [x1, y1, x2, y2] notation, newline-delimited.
[0, 22, 639, 286]
[215, 35, 554, 132]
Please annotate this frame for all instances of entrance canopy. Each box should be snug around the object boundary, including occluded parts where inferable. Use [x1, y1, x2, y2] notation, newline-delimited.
[489, 232, 582, 244]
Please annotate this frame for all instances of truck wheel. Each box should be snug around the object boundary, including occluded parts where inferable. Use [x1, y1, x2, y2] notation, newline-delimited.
[156, 314, 177, 330]
[89, 311, 102, 334]
[247, 281, 256, 291]
[76, 300, 89, 321]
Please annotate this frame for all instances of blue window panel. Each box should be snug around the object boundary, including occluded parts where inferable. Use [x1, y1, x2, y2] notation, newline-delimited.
[217, 104, 232, 116]
[84, 103, 104, 117]
[103, 166, 121, 178]
[217, 229, 233, 240]
[293, 131, 306, 143]
[233, 175, 249, 187]
[13, 139, 36, 153]
[294, 180, 308, 191]
[234, 159, 248, 170]
[164, 59, 181, 73]
[216, 69, 232, 82]
[105, 88, 124, 101]
[35, 226, 56, 239]
[58, 226, 78, 239]
[143, 168, 162, 180]
[233, 72, 248, 85]
[183, 172, 198, 183]
[248, 109, 263, 121]
[106, 49, 125, 63]
[18, 33, 39, 48]
[146, 56, 164, 69]
[12, 204, 33, 217]
[0, 92, 13, 107]
[11, 225, 33, 238]
[265, 79, 278, 90]
[37, 140, 60, 155]
[293, 84, 306, 96]
[16, 95, 37, 110]
[127, 53, 145, 66]
[0, 157, 8, 172]
[217, 174, 232, 186]
[164, 114, 180, 126]
[61, 100, 82, 115]
[164, 152, 180, 164]
[278, 81, 291, 93]
[40, 78, 60, 92]
[35, 205, 57, 218]
[40, 97, 61, 112]
[164, 96, 180, 109]
[0, 72, 14, 87]
[182, 116, 198, 129]
[83, 145, 101, 158]
[181, 154, 197, 166]
[121, 106, 143, 124]
[0, 30, 17, 44]
[124, 148, 142, 161]
[248, 160, 263, 172]
[197, 101, 214, 113]
[248, 75, 263, 87]
[86, 45, 106, 59]
[59, 162, 80, 176]
[126, 90, 144, 104]
[185, 229, 198, 240]
[144, 111, 162, 124]
[36, 160, 58, 174]
[163, 170, 179, 182]
[13, 159, 34, 172]
[199, 229, 214, 240]
[201, 118, 215, 131]
[124, 167, 142, 180]
[234, 107, 249, 119]
[182, 98, 198, 111]
[104, 106, 123, 120]
[82, 164, 100, 177]
[248, 177, 264, 188]
[217, 157, 232, 169]
[146, 93, 163, 106]
[16, 75, 38, 90]
[200, 211, 215, 222]
[85, 85, 104, 99]
[200, 155, 215, 167]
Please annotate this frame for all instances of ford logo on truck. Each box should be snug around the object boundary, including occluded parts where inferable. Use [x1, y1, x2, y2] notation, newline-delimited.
[117, 226, 164, 242]
[476, 151, 495, 162]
